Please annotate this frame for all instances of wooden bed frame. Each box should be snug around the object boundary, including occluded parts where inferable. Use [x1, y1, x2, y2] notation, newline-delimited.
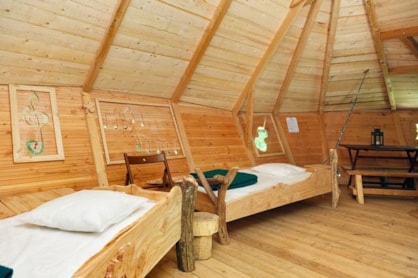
[195, 149, 340, 244]
[0, 177, 197, 277]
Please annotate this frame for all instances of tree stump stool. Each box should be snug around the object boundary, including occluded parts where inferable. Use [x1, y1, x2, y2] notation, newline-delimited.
[192, 212, 219, 260]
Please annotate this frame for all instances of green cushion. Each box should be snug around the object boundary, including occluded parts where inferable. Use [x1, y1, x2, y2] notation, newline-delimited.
[192, 169, 257, 191]
[0, 265, 13, 278]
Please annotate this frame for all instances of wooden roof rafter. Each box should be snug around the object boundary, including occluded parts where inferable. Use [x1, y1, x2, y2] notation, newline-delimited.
[318, 0, 340, 113]
[364, 0, 396, 110]
[388, 37, 418, 74]
[380, 26, 418, 40]
[290, 0, 317, 8]
[171, 0, 232, 103]
[380, 26, 418, 75]
[231, 3, 305, 117]
[402, 36, 418, 59]
[273, 0, 323, 115]
[83, 0, 131, 92]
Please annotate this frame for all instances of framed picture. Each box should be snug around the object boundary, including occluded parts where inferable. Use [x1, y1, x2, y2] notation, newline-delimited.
[96, 98, 185, 165]
[9, 84, 65, 163]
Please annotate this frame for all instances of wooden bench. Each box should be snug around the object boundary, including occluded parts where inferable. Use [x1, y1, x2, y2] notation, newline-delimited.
[346, 169, 418, 204]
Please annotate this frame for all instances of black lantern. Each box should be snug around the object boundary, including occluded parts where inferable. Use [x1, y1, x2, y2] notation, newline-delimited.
[371, 128, 384, 146]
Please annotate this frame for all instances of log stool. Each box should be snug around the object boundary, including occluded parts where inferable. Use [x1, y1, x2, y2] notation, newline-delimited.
[192, 212, 219, 260]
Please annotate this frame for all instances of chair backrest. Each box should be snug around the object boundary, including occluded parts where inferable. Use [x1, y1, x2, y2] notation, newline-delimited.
[123, 151, 174, 189]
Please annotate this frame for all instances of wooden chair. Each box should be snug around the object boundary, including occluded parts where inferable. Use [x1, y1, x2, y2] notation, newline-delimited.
[124, 151, 175, 190]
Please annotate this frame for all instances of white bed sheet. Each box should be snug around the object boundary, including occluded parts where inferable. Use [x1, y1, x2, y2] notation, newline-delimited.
[0, 199, 156, 278]
[198, 168, 312, 203]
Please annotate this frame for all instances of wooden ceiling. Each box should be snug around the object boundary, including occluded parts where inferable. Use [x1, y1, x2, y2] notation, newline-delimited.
[1, 0, 417, 113]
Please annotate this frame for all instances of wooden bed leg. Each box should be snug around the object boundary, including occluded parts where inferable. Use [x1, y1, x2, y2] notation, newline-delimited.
[176, 176, 197, 272]
[354, 174, 365, 205]
[217, 176, 230, 245]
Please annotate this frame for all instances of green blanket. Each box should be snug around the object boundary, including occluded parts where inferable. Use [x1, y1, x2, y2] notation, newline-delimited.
[192, 169, 257, 191]
[0, 265, 13, 278]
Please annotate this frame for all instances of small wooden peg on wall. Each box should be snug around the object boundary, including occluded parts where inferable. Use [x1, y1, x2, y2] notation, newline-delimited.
[82, 101, 96, 113]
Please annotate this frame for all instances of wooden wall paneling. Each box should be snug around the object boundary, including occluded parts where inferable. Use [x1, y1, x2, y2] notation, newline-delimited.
[95, 99, 184, 165]
[323, 110, 418, 184]
[395, 110, 418, 146]
[171, 103, 195, 171]
[278, 113, 326, 166]
[238, 113, 287, 164]
[273, 114, 295, 165]
[0, 86, 97, 197]
[89, 90, 190, 185]
[178, 104, 251, 171]
[233, 112, 255, 166]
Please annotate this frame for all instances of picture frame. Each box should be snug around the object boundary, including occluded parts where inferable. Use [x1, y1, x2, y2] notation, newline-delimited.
[9, 84, 65, 163]
[96, 98, 185, 165]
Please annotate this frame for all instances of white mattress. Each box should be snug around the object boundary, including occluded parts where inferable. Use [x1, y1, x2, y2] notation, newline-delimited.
[198, 168, 312, 203]
[0, 199, 156, 278]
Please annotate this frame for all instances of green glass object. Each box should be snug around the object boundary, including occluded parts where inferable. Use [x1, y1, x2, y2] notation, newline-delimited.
[254, 127, 268, 152]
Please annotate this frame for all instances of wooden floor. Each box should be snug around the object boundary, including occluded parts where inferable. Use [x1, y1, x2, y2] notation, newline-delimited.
[147, 186, 418, 278]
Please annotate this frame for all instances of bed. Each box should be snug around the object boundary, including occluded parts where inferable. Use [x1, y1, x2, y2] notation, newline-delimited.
[194, 149, 340, 244]
[0, 178, 197, 278]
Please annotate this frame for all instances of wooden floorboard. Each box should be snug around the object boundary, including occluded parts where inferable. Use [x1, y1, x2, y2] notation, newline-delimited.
[147, 186, 418, 278]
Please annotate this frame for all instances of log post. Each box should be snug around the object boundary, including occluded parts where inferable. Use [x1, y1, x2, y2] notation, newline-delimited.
[81, 92, 108, 186]
[330, 148, 340, 208]
[176, 176, 197, 272]
[216, 167, 238, 245]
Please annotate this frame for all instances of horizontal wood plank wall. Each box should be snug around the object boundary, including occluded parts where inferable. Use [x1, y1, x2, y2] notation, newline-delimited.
[177, 104, 252, 171]
[277, 112, 326, 166]
[89, 90, 190, 186]
[323, 110, 418, 184]
[0, 86, 96, 197]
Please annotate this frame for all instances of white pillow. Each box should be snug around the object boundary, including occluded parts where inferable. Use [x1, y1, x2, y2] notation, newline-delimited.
[251, 163, 306, 177]
[21, 190, 148, 232]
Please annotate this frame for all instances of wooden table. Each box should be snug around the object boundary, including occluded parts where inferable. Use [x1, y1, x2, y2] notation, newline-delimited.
[340, 144, 418, 203]
[340, 144, 418, 173]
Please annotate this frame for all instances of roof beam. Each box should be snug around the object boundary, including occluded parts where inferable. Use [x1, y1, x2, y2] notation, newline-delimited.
[380, 26, 418, 40]
[171, 0, 232, 103]
[83, 0, 131, 92]
[318, 0, 340, 161]
[364, 0, 396, 110]
[319, 0, 340, 113]
[389, 65, 418, 74]
[402, 36, 418, 58]
[231, 3, 305, 116]
[273, 0, 323, 114]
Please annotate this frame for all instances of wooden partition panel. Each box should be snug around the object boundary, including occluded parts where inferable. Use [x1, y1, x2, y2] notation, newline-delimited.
[89, 91, 190, 185]
[95, 99, 184, 165]
[277, 112, 326, 166]
[177, 104, 252, 171]
[0, 86, 96, 196]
